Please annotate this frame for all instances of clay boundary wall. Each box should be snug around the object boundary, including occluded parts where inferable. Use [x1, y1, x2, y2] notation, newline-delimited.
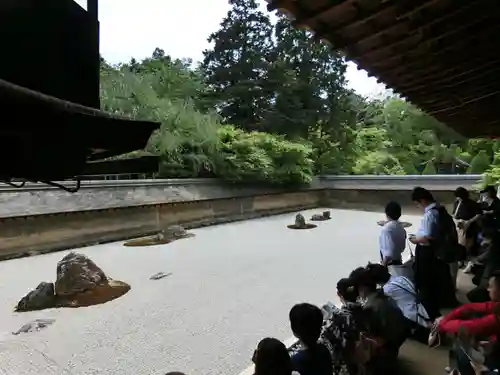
[0, 190, 324, 261]
[0, 176, 476, 261]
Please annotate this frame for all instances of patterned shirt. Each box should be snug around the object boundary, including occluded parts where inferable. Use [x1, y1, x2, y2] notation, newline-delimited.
[319, 303, 364, 375]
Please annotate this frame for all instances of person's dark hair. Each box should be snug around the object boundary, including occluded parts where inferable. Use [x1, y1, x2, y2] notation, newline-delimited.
[385, 201, 402, 220]
[253, 338, 292, 375]
[289, 303, 323, 348]
[454, 187, 470, 200]
[482, 185, 497, 198]
[365, 263, 391, 285]
[337, 278, 358, 303]
[351, 268, 377, 293]
[349, 266, 366, 280]
[411, 186, 435, 203]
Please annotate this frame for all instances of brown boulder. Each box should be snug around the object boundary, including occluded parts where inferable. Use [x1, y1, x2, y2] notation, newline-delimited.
[15, 282, 55, 312]
[16, 252, 130, 312]
[55, 252, 107, 297]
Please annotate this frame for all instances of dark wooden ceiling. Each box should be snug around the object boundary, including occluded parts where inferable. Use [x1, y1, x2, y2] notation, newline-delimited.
[267, 0, 500, 138]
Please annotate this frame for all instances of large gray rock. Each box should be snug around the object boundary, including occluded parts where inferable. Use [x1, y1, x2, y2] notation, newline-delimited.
[54, 252, 107, 297]
[15, 282, 55, 312]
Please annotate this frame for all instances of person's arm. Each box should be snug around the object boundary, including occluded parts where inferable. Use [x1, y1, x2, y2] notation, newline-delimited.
[439, 314, 499, 337]
[439, 302, 498, 326]
[467, 214, 482, 226]
[411, 212, 437, 244]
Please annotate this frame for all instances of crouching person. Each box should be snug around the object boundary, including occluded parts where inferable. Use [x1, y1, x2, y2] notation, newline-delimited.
[366, 263, 433, 343]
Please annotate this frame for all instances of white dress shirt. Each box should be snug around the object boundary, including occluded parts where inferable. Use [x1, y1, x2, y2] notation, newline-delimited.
[379, 220, 407, 263]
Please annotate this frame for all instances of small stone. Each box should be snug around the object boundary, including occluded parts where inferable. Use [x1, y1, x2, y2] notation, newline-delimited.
[311, 214, 324, 221]
[163, 225, 188, 238]
[55, 252, 107, 297]
[15, 282, 55, 312]
[12, 318, 55, 335]
[150, 272, 172, 280]
[323, 211, 331, 219]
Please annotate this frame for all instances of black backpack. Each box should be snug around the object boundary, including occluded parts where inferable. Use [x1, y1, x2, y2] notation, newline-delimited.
[431, 206, 462, 263]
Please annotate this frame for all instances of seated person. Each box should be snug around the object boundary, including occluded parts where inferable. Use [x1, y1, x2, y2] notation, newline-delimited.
[379, 201, 407, 266]
[442, 300, 500, 375]
[289, 303, 333, 375]
[366, 263, 432, 342]
[435, 271, 500, 339]
[467, 230, 500, 303]
[453, 187, 482, 256]
[252, 337, 295, 375]
[320, 278, 368, 374]
[351, 268, 409, 358]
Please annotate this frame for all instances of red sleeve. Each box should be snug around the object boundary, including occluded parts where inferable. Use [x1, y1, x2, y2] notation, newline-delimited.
[439, 302, 497, 324]
[439, 314, 499, 336]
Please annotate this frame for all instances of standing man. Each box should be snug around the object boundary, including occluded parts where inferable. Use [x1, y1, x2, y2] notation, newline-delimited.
[409, 187, 458, 319]
[379, 201, 407, 266]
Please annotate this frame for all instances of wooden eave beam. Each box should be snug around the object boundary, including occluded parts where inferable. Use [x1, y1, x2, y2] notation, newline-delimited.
[352, 1, 490, 61]
[325, 0, 412, 37]
[368, 25, 499, 73]
[376, 45, 500, 93]
[386, 54, 500, 90]
[291, 0, 356, 29]
[348, 0, 476, 56]
[414, 80, 500, 105]
[426, 91, 500, 115]
[398, 64, 500, 96]
[414, 79, 500, 104]
[374, 40, 500, 83]
[315, 0, 418, 52]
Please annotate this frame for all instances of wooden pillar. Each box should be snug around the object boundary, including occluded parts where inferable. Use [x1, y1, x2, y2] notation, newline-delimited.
[87, 0, 100, 109]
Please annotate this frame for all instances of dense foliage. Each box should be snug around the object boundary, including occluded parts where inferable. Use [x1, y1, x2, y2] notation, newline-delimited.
[100, 0, 500, 186]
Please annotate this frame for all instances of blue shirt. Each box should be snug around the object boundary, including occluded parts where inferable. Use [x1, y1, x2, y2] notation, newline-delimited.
[379, 220, 407, 262]
[417, 203, 440, 246]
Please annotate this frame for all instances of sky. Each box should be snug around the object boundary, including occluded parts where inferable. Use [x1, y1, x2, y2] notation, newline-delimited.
[75, 0, 388, 98]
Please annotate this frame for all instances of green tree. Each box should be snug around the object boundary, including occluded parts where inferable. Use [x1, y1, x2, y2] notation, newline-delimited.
[422, 161, 437, 175]
[200, 0, 275, 130]
[262, 17, 347, 137]
[468, 150, 491, 174]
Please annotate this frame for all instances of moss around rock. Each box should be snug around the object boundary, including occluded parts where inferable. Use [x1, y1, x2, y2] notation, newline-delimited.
[124, 225, 195, 247]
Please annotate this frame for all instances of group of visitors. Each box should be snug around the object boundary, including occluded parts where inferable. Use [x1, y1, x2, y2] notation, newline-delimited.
[169, 186, 500, 375]
[249, 186, 500, 375]
[250, 262, 422, 375]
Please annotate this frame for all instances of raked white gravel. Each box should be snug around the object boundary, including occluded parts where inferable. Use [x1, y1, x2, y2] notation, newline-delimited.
[0, 208, 421, 375]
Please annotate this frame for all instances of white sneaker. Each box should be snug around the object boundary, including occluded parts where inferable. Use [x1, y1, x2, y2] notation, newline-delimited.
[463, 261, 475, 274]
[428, 323, 441, 347]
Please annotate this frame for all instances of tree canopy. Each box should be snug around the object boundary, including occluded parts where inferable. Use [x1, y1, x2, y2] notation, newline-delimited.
[100, 0, 499, 186]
